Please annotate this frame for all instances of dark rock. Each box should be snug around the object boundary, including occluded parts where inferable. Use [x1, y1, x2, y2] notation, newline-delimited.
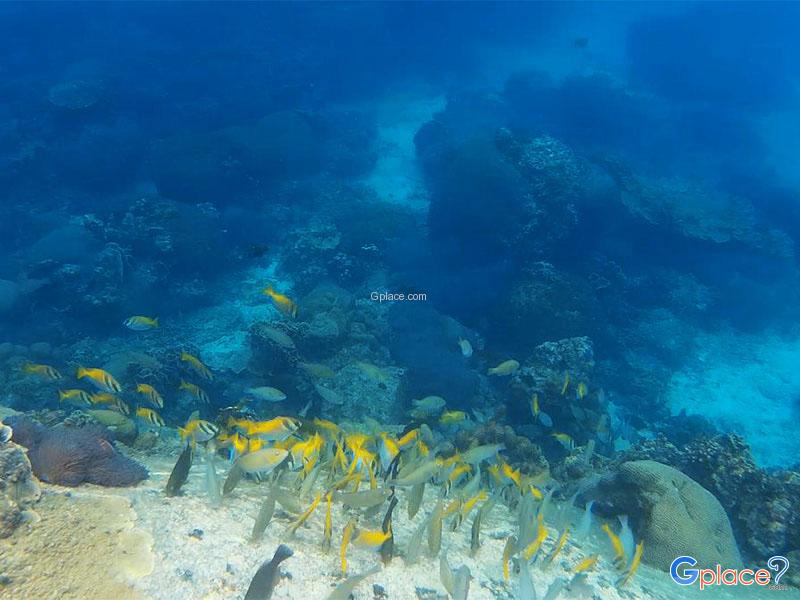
[6, 416, 148, 487]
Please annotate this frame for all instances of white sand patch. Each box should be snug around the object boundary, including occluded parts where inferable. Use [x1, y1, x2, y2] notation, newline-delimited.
[359, 90, 444, 213]
[667, 327, 800, 467]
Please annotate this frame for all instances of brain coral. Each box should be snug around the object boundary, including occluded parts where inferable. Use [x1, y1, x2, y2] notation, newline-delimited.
[597, 460, 742, 571]
[6, 416, 147, 487]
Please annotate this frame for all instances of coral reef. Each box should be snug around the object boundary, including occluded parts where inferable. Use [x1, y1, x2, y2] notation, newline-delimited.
[6, 415, 147, 487]
[593, 460, 742, 571]
[0, 438, 41, 537]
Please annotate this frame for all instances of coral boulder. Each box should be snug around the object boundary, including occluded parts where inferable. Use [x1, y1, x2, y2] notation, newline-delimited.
[596, 460, 742, 571]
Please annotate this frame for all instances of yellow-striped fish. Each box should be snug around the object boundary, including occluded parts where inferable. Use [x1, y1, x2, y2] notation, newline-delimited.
[136, 383, 164, 408]
[577, 382, 588, 400]
[178, 419, 219, 443]
[487, 359, 519, 376]
[263, 284, 298, 318]
[136, 407, 165, 427]
[561, 372, 570, 395]
[502, 535, 517, 582]
[58, 389, 92, 407]
[180, 351, 213, 380]
[340, 518, 357, 576]
[616, 541, 644, 587]
[123, 315, 159, 331]
[573, 554, 599, 573]
[522, 512, 548, 560]
[551, 432, 575, 451]
[322, 491, 333, 551]
[353, 527, 391, 550]
[90, 392, 130, 415]
[547, 527, 569, 564]
[501, 461, 521, 488]
[602, 523, 627, 569]
[77, 367, 122, 393]
[439, 410, 467, 425]
[23, 363, 61, 380]
[179, 380, 210, 404]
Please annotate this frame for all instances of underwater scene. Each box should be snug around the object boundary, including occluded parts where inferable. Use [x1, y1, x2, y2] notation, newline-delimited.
[1, 2, 799, 599]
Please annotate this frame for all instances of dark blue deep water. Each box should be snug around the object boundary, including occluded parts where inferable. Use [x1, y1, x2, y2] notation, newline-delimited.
[1, 3, 799, 598]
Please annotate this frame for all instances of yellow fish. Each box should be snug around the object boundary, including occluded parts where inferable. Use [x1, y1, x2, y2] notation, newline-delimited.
[547, 527, 570, 564]
[397, 428, 419, 449]
[377, 433, 399, 472]
[561, 372, 570, 395]
[136, 383, 164, 408]
[238, 448, 289, 475]
[90, 392, 130, 415]
[123, 315, 159, 331]
[354, 361, 388, 382]
[180, 351, 213, 380]
[501, 462, 522, 488]
[602, 523, 627, 570]
[439, 410, 467, 425]
[77, 367, 122, 393]
[502, 536, 517, 582]
[236, 417, 300, 442]
[300, 362, 336, 379]
[322, 491, 333, 551]
[23, 363, 61, 380]
[522, 512, 548, 560]
[340, 518, 357, 576]
[263, 284, 298, 318]
[617, 541, 644, 587]
[551, 432, 575, 451]
[487, 359, 519, 376]
[286, 492, 322, 535]
[577, 382, 588, 400]
[135, 407, 165, 427]
[353, 528, 391, 550]
[178, 419, 219, 443]
[58, 389, 92, 407]
[529, 484, 544, 501]
[179, 380, 210, 404]
[573, 554, 599, 573]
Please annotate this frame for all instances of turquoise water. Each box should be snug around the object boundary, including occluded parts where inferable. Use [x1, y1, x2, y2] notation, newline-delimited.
[0, 3, 798, 598]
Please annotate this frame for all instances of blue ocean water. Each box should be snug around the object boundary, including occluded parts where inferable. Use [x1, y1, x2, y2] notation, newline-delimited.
[1, 3, 799, 598]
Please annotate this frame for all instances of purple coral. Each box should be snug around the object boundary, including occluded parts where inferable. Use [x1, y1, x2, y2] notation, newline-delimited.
[5, 416, 147, 487]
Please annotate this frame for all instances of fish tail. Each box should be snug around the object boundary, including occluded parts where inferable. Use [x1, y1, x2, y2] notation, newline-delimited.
[76, 366, 87, 379]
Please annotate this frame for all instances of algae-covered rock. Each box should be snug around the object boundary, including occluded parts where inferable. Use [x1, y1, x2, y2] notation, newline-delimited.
[86, 410, 138, 446]
[597, 460, 742, 571]
[0, 441, 41, 537]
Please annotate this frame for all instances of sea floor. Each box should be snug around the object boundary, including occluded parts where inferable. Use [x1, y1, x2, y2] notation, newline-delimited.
[2, 445, 788, 600]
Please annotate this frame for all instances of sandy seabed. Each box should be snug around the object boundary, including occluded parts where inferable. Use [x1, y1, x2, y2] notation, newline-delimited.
[1, 449, 791, 600]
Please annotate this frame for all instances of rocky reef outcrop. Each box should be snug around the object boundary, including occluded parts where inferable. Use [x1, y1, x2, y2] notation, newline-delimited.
[6, 416, 147, 487]
[0, 434, 41, 537]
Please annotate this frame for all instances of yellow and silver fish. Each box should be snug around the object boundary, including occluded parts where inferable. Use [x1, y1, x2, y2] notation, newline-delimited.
[123, 315, 159, 331]
[136, 383, 164, 408]
[77, 367, 122, 393]
[23, 362, 61, 380]
[180, 351, 213, 380]
[262, 284, 298, 318]
[136, 407, 165, 427]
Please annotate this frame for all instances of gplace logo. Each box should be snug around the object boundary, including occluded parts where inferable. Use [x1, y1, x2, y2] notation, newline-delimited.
[670, 555, 790, 590]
